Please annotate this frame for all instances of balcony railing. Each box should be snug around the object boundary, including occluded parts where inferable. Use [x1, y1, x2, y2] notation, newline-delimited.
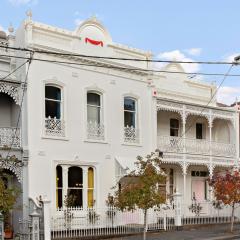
[0, 127, 21, 148]
[45, 117, 65, 137]
[87, 121, 105, 141]
[124, 126, 139, 144]
[158, 136, 236, 158]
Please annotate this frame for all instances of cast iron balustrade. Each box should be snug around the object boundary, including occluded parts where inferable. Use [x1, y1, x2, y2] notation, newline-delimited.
[45, 117, 65, 137]
[0, 127, 21, 148]
[124, 126, 139, 144]
[158, 136, 236, 158]
[87, 121, 105, 141]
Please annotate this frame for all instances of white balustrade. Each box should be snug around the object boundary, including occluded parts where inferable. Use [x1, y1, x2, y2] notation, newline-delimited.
[0, 127, 21, 148]
[87, 121, 105, 141]
[157, 136, 183, 153]
[124, 126, 139, 144]
[158, 136, 236, 158]
[45, 117, 65, 137]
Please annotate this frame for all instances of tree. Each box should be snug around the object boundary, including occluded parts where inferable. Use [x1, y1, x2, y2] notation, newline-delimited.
[209, 169, 240, 232]
[0, 170, 20, 231]
[112, 152, 166, 240]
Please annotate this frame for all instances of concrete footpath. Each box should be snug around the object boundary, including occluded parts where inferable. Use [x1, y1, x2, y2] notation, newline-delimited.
[108, 224, 240, 240]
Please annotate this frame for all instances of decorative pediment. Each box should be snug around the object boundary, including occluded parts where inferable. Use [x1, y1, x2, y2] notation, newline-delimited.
[75, 16, 112, 46]
[0, 82, 21, 105]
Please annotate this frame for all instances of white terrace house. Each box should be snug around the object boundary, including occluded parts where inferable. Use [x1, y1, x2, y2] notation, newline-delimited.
[13, 14, 239, 225]
[0, 28, 28, 234]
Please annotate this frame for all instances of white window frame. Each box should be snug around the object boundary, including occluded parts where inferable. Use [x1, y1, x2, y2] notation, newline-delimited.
[122, 94, 141, 145]
[84, 87, 106, 143]
[42, 79, 68, 140]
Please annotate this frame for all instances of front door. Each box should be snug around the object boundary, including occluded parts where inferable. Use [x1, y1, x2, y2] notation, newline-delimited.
[192, 180, 205, 201]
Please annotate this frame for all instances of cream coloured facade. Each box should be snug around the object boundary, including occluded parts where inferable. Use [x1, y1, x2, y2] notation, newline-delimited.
[11, 15, 239, 216]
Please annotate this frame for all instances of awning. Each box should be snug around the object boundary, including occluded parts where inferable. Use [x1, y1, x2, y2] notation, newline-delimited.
[115, 156, 136, 172]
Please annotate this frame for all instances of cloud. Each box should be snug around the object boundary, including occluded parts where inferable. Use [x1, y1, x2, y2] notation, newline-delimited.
[156, 49, 200, 73]
[74, 18, 84, 26]
[217, 86, 240, 105]
[224, 53, 240, 63]
[185, 48, 202, 56]
[8, 0, 37, 6]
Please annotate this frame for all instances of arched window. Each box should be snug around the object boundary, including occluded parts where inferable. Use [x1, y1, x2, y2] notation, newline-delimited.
[124, 97, 136, 128]
[86, 92, 104, 140]
[45, 85, 62, 119]
[68, 167, 83, 207]
[87, 92, 102, 124]
[124, 97, 139, 143]
[88, 167, 94, 207]
[56, 165, 63, 208]
[45, 85, 65, 137]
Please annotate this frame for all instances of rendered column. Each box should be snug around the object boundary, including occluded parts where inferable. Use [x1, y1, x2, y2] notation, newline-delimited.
[61, 165, 69, 204]
[30, 206, 40, 240]
[82, 166, 88, 209]
[173, 191, 182, 229]
[42, 199, 51, 240]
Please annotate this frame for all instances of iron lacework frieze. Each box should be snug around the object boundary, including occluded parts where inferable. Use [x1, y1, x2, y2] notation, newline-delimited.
[0, 155, 23, 183]
[0, 82, 22, 105]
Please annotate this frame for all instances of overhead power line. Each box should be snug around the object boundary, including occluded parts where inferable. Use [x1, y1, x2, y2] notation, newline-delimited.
[0, 53, 240, 77]
[0, 60, 29, 83]
[0, 45, 236, 65]
[6, 57, 32, 158]
[177, 64, 234, 141]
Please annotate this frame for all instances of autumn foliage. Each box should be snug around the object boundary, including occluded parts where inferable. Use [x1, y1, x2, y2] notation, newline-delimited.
[112, 153, 166, 240]
[209, 170, 240, 232]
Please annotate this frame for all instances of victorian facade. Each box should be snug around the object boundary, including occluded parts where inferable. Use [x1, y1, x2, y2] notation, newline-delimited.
[11, 14, 239, 222]
[0, 28, 28, 234]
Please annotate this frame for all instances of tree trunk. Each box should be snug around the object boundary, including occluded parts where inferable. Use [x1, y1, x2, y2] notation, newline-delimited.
[143, 209, 148, 240]
[230, 203, 235, 232]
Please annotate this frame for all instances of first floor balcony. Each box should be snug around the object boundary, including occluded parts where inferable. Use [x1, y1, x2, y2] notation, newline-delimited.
[158, 136, 236, 158]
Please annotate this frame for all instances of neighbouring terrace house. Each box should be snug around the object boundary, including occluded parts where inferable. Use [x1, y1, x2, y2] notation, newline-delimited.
[12, 13, 239, 225]
[0, 28, 28, 235]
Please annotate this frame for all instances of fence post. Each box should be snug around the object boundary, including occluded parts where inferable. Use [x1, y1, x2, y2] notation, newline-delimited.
[42, 199, 51, 240]
[30, 206, 40, 240]
[0, 213, 3, 240]
[163, 213, 167, 231]
[173, 191, 182, 230]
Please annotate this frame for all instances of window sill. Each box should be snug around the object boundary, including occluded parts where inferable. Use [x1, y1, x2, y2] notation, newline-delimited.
[84, 139, 108, 144]
[42, 135, 69, 141]
[122, 142, 142, 147]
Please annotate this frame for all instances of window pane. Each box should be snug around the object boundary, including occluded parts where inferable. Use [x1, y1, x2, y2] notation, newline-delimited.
[88, 189, 94, 207]
[196, 123, 203, 139]
[45, 100, 61, 119]
[170, 129, 178, 137]
[68, 167, 83, 188]
[45, 86, 61, 100]
[68, 189, 83, 207]
[88, 168, 94, 188]
[124, 98, 135, 111]
[170, 119, 179, 128]
[87, 93, 100, 106]
[87, 105, 100, 123]
[56, 166, 62, 188]
[124, 111, 135, 127]
[56, 189, 62, 208]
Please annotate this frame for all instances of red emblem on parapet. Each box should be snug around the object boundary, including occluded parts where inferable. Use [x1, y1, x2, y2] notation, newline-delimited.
[85, 38, 103, 47]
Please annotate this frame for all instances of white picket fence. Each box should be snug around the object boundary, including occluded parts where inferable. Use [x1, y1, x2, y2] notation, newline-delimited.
[50, 202, 240, 239]
[51, 207, 171, 239]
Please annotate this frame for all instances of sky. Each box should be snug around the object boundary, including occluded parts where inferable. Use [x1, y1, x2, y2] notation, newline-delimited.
[0, 0, 240, 104]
